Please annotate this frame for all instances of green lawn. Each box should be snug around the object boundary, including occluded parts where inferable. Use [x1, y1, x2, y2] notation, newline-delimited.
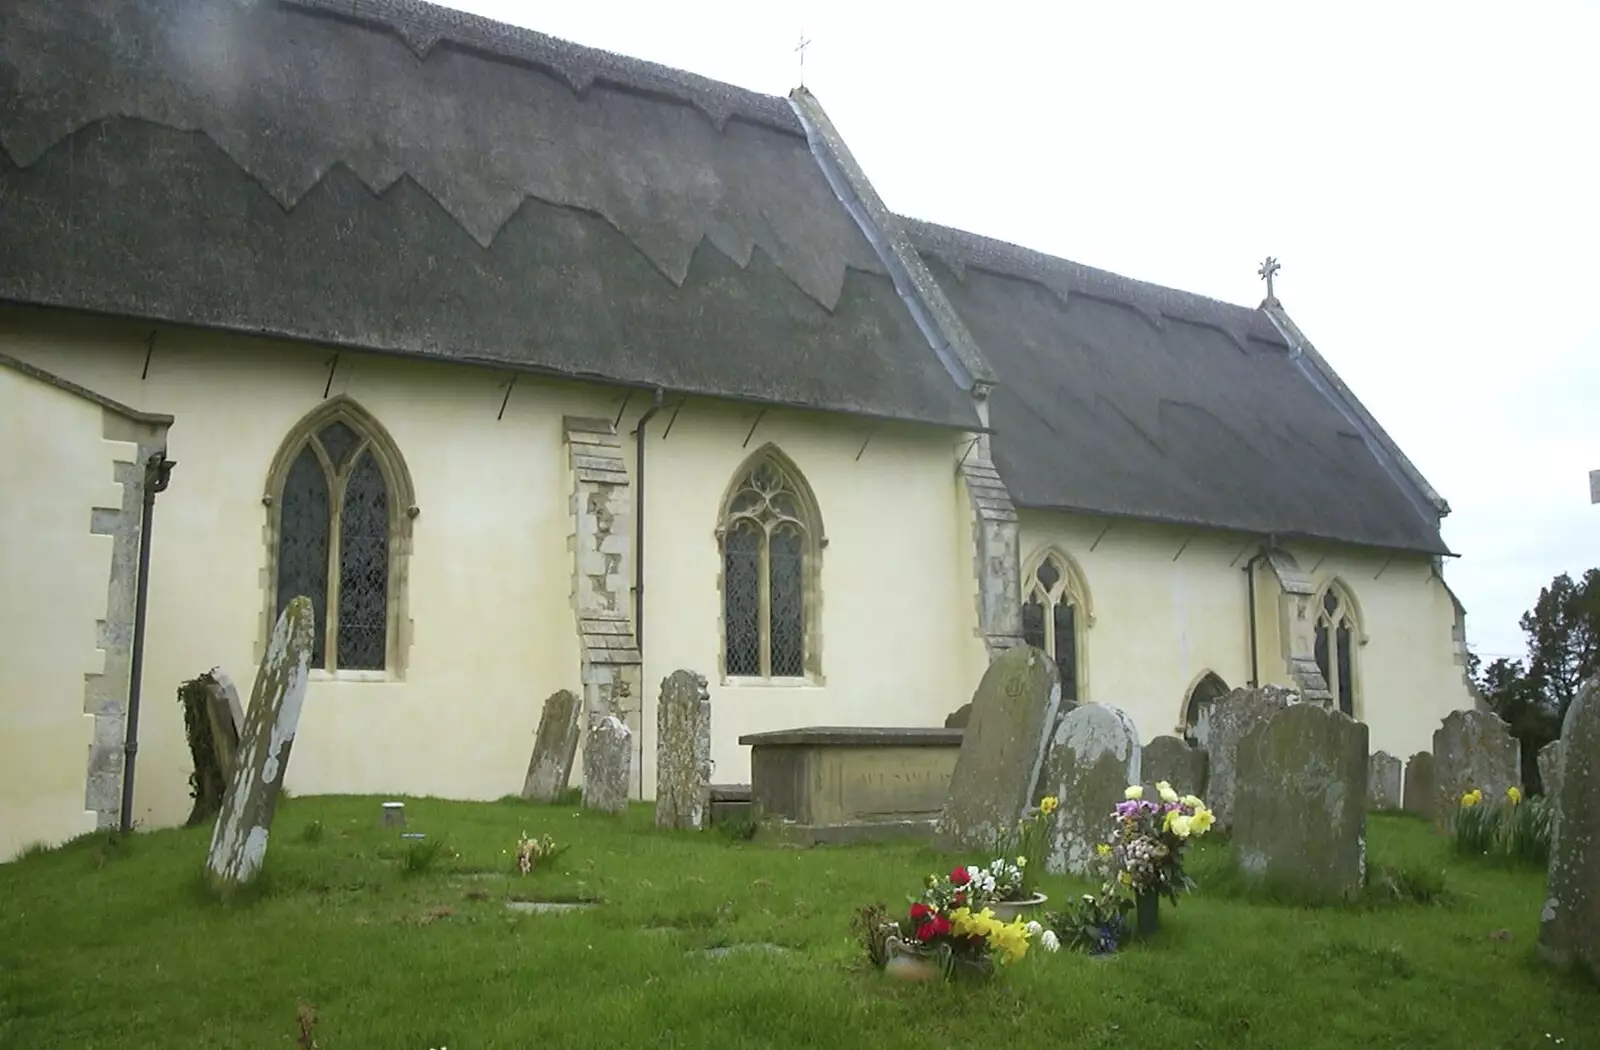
[1, 797, 1590, 1049]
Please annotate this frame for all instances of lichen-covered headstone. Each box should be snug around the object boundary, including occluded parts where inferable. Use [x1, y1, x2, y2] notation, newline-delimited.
[522, 689, 582, 802]
[203, 669, 244, 784]
[1539, 739, 1566, 853]
[1433, 709, 1520, 823]
[1403, 751, 1436, 820]
[204, 597, 314, 892]
[934, 645, 1062, 853]
[1142, 735, 1208, 801]
[1539, 677, 1599, 985]
[1205, 685, 1298, 828]
[1041, 704, 1141, 875]
[943, 704, 971, 729]
[1368, 751, 1402, 811]
[582, 715, 631, 814]
[1233, 703, 1368, 902]
[655, 670, 713, 830]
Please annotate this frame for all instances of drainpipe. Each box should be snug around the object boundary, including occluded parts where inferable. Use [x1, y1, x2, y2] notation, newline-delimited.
[631, 388, 664, 800]
[1242, 538, 1274, 689]
[120, 451, 177, 835]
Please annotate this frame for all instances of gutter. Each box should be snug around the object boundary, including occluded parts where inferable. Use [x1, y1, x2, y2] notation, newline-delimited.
[119, 450, 177, 835]
[631, 388, 664, 800]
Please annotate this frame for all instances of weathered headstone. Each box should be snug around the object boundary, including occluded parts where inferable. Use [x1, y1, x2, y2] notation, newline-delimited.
[1540, 739, 1566, 854]
[1402, 751, 1436, 821]
[1142, 735, 1208, 801]
[1433, 709, 1520, 823]
[1041, 704, 1141, 875]
[522, 689, 582, 802]
[1205, 685, 1298, 828]
[933, 645, 1062, 853]
[582, 715, 632, 814]
[1368, 751, 1402, 811]
[1233, 703, 1368, 902]
[1539, 677, 1599, 985]
[656, 670, 713, 829]
[202, 669, 244, 784]
[204, 597, 315, 891]
[943, 703, 971, 729]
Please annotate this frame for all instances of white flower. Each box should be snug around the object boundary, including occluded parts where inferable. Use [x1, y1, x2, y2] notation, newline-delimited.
[1157, 781, 1179, 804]
[1025, 921, 1043, 935]
[1125, 785, 1144, 800]
[1041, 930, 1061, 952]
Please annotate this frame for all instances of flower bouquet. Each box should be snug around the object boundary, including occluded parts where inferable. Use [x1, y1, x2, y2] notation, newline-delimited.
[860, 861, 1053, 981]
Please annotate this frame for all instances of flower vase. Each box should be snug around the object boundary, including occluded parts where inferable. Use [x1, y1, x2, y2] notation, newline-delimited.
[882, 937, 943, 982]
[988, 891, 1049, 923]
[1135, 888, 1160, 938]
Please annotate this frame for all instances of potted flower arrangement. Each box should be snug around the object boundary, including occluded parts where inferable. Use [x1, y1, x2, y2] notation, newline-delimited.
[1104, 782, 1215, 936]
[879, 888, 1038, 981]
[989, 795, 1058, 919]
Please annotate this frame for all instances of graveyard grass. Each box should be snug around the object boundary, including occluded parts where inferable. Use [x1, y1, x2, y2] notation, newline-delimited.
[2, 801, 1591, 1050]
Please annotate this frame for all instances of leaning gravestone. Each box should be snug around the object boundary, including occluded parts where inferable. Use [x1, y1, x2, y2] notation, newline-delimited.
[522, 689, 582, 802]
[582, 715, 632, 814]
[656, 670, 713, 830]
[1205, 685, 1298, 829]
[204, 597, 315, 892]
[1142, 735, 1208, 800]
[1233, 703, 1368, 902]
[933, 645, 1062, 853]
[1041, 704, 1141, 875]
[1433, 709, 1520, 824]
[1368, 751, 1402, 811]
[1539, 739, 1566, 854]
[202, 669, 245, 784]
[1539, 676, 1599, 985]
[1403, 751, 1436, 820]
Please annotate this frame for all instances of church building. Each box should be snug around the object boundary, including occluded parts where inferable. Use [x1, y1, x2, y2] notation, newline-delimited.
[0, 0, 1479, 859]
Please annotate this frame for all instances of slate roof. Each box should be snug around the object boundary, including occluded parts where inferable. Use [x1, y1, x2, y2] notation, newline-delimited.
[0, 0, 981, 430]
[904, 219, 1451, 554]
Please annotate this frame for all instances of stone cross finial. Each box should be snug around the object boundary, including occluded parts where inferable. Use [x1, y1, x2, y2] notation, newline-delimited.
[795, 32, 812, 87]
[1589, 468, 1598, 504]
[1258, 257, 1281, 303]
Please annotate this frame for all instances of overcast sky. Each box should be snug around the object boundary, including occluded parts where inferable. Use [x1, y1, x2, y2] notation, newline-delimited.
[450, 0, 1598, 663]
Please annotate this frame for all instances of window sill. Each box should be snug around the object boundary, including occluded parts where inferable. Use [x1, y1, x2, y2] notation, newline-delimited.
[309, 669, 394, 684]
[720, 675, 824, 689]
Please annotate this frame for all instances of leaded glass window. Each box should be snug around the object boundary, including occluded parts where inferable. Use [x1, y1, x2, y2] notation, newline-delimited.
[273, 415, 401, 672]
[1184, 673, 1230, 748]
[721, 452, 819, 679]
[1021, 551, 1085, 702]
[1314, 583, 1359, 716]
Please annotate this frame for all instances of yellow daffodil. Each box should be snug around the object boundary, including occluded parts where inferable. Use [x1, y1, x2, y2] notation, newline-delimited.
[1095, 843, 1111, 857]
[1181, 794, 1204, 809]
[1157, 781, 1179, 804]
[1168, 813, 1194, 838]
[1040, 796, 1059, 815]
[1125, 785, 1144, 800]
[1460, 789, 1483, 808]
[1506, 786, 1522, 805]
[1189, 806, 1215, 835]
[1017, 856, 1027, 867]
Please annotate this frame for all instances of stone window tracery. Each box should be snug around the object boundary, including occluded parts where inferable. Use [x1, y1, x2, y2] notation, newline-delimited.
[1020, 548, 1091, 703]
[1314, 581, 1361, 717]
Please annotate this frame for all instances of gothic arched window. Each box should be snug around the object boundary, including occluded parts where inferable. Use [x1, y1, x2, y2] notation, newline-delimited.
[1183, 672, 1230, 747]
[719, 447, 823, 680]
[1020, 548, 1092, 703]
[265, 399, 415, 674]
[1314, 581, 1361, 717]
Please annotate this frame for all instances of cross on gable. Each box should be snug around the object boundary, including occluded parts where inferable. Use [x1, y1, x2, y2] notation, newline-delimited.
[1258, 257, 1281, 303]
[795, 32, 812, 87]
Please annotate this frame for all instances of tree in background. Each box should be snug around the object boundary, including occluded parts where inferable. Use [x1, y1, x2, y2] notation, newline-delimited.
[1472, 568, 1599, 795]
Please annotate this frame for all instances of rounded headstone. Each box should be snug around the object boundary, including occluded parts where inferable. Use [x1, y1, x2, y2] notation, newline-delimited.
[1539, 677, 1599, 985]
[1041, 703, 1141, 875]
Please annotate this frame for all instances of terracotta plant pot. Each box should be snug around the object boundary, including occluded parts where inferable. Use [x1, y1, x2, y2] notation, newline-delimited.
[987, 892, 1048, 923]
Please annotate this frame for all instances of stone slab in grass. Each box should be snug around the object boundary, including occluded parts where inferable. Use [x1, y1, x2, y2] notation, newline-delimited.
[506, 900, 599, 915]
[204, 596, 315, 893]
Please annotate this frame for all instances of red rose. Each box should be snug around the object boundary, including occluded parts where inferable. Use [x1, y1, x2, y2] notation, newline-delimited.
[909, 902, 933, 921]
[950, 867, 971, 886]
[929, 915, 951, 937]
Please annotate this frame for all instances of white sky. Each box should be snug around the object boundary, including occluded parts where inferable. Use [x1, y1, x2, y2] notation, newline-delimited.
[450, 0, 1598, 662]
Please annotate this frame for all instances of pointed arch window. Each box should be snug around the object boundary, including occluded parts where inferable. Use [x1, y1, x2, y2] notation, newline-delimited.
[1021, 549, 1091, 703]
[1183, 672, 1230, 747]
[266, 400, 415, 675]
[1314, 582, 1361, 716]
[719, 448, 823, 680]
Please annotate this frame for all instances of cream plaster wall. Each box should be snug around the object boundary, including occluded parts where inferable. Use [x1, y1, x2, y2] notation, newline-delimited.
[0, 365, 128, 860]
[1, 306, 983, 830]
[1018, 510, 1477, 761]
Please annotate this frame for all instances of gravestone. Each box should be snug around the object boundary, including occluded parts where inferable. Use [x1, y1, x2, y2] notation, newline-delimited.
[1368, 751, 1402, 811]
[202, 669, 244, 784]
[655, 670, 713, 830]
[1433, 709, 1520, 823]
[204, 597, 315, 892]
[943, 703, 971, 729]
[1142, 735, 1208, 800]
[933, 645, 1062, 853]
[1041, 704, 1141, 875]
[1233, 703, 1368, 902]
[1540, 740, 1566, 854]
[1539, 676, 1599, 985]
[1402, 751, 1436, 820]
[582, 715, 631, 814]
[522, 689, 582, 802]
[1205, 685, 1298, 828]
